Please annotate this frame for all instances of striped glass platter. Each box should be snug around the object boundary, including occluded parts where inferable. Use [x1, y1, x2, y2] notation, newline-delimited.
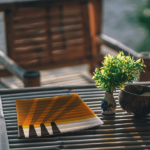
[15, 93, 103, 138]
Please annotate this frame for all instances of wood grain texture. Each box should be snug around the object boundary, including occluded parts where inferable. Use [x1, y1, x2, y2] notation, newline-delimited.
[88, 2, 97, 54]
[2, 82, 150, 149]
[5, 7, 16, 59]
[80, 1, 92, 58]
[140, 59, 150, 81]
[3, 0, 103, 71]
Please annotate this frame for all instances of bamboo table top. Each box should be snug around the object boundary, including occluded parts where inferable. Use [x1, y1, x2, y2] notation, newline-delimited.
[0, 83, 150, 150]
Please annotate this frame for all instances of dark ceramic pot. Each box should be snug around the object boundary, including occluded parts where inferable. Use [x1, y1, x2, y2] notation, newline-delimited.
[119, 85, 150, 117]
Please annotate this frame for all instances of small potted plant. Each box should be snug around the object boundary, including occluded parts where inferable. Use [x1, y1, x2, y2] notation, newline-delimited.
[92, 51, 146, 116]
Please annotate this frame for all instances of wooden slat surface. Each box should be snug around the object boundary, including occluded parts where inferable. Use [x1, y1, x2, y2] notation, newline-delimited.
[5, 1, 92, 68]
[0, 65, 93, 88]
[1, 82, 150, 149]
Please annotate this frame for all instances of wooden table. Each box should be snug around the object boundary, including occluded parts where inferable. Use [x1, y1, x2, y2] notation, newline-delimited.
[1, 83, 150, 150]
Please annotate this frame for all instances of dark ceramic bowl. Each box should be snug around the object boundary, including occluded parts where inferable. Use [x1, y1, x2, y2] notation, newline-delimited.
[119, 85, 150, 117]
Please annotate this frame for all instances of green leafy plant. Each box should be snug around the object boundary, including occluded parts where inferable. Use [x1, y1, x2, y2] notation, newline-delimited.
[92, 51, 146, 92]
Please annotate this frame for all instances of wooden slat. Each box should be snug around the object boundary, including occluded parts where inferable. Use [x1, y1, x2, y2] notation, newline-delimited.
[14, 29, 46, 39]
[14, 40, 47, 49]
[50, 13, 81, 21]
[18, 59, 88, 70]
[13, 10, 46, 21]
[45, 2, 52, 62]
[50, 24, 83, 32]
[15, 49, 49, 61]
[51, 35, 83, 43]
[88, 2, 97, 55]
[38, 57, 52, 64]
[16, 58, 50, 66]
[15, 53, 50, 65]
[63, 4, 81, 13]
[15, 47, 85, 65]
[50, 19, 82, 29]
[5, 8, 16, 59]
[50, 29, 83, 39]
[15, 59, 39, 66]
[51, 36, 84, 45]
[80, 2, 92, 57]
[41, 72, 90, 85]
[89, 0, 103, 57]
[14, 23, 47, 32]
[60, 14, 82, 21]
[15, 48, 85, 66]
[50, 17, 82, 26]
[14, 37, 46, 45]
[63, 140, 150, 149]
[51, 38, 84, 49]
[14, 44, 47, 52]
[49, 5, 80, 17]
[52, 48, 85, 62]
[140, 59, 150, 81]
[52, 45, 84, 54]
[13, 18, 47, 26]
[90, 0, 103, 35]
[51, 31, 83, 40]
[16, 5, 44, 13]
[15, 51, 47, 60]
[14, 22, 46, 30]
[14, 32, 47, 41]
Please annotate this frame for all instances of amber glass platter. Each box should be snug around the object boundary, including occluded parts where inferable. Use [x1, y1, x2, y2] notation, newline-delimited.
[15, 93, 103, 138]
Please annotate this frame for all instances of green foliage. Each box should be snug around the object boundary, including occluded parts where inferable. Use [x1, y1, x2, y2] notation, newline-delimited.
[92, 52, 146, 92]
[127, 0, 150, 52]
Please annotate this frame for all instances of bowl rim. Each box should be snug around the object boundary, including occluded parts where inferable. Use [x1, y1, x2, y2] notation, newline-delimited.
[121, 85, 150, 97]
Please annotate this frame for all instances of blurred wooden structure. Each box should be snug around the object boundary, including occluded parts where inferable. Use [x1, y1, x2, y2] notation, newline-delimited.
[0, 0, 103, 75]
[0, 0, 149, 86]
[139, 54, 150, 81]
[0, 64, 94, 89]
[0, 50, 41, 87]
